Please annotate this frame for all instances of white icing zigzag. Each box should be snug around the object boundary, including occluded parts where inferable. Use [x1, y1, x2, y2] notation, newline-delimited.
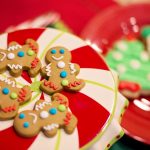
[29, 113, 38, 124]
[0, 76, 16, 87]
[43, 123, 59, 131]
[8, 44, 22, 51]
[7, 64, 22, 70]
[0, 52, 6, 62]
[45, 63, 51, 76]
[69, 63, 76, 74]
[35, 100, 51, 111]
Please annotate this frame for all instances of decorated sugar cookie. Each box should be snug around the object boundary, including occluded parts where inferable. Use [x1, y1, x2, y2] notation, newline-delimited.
[0, 76, 32, 120]
[40, 46, 85, 94]
[0, 39, 41, 77]
[106, 38, 150, 98]
[14, 93, 77, 138]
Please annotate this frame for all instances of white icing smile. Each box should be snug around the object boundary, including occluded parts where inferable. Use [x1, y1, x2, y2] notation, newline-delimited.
[52, 55, 64, 61]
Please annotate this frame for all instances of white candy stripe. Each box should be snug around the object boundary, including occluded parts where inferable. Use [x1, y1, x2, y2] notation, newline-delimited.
[15, 76, 30, 87]
[79, 68, 115, 90]
[56, 128, 79, 150]
[28, 132, 58, 150]
[48, 32, 87, 51]
[0, 120, 13, 131]
[7, 44, 22, 51]
[7, 64, 22, 70]
[29, 126, 79, 150]
[80, 82, 115, 112]
[0, 33, 7, 49]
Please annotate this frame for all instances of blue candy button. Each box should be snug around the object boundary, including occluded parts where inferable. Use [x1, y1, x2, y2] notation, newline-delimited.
[60, 71, 67, 78]
[2, 88, 9, 95]
[51, 49, 56, 54]
[49, 108, 57, 115]
[23, 122, 29, 128]
[60, 49, 65, 54]
[18, 51, 25, 57]
[19, 113, 25, 119]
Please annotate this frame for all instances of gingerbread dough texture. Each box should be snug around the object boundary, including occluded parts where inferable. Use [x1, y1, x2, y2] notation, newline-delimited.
[40, 46, 85, 94]
[0, 39, 41, 77]
[0, 76, 32, 120]
[14, 93, 78, 138]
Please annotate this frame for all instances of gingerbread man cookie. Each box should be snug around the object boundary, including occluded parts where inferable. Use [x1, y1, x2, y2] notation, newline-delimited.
[14, 93, 77, 138]
[40, 46, 85, 95]
[0, 76, 32, 120]
[0, 39, 41, 77]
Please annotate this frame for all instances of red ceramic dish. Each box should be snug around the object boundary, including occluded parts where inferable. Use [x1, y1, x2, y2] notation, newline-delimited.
[81, 4, 150, 145]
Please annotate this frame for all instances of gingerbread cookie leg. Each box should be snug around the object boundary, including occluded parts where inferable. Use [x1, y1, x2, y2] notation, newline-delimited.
[9, 68, 22, 77]
[43, 124, 59, 137]
[64, 79, 85, 92]
[40, 79, 63, 95]
[17, 86, 32, 105]
[28, 57, 41, 77]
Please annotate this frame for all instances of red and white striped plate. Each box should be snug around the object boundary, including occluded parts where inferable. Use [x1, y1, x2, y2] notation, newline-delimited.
[0, 28, 127, 150]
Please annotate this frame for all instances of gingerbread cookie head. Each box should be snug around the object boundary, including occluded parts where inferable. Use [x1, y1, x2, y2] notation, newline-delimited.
[45, 46, 72, 63]
[0, 76, 32, 120]
[0, 39, 41, 77]
[14, 93, 77, 138]
[40, 46, 85, 95]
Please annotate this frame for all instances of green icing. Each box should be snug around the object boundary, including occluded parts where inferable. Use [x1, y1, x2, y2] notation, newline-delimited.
[106, 39, 150, 90]
[30, 81, 41, 92]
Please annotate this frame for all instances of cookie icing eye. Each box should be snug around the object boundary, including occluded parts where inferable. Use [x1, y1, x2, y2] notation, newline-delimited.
[19, 113, 25, 119]
[60, 49, 65, 54]
[51, 49, 56, 54]
[18, 51, 25, 57]
[49, 108, 57, 115]
[23, 122, 29, 128]
[2, 88, 9, 95]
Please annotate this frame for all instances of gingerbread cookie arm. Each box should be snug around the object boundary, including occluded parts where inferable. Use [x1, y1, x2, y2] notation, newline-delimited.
[52, 93, 69, 107]
[17, 85, 32, 105]
[64, 112, 78, 134]
[41, 63, 52, 78]
[69, 63, 80, 75]
[40, 79, 63, 95]
[0, 49, 8, 73]
[29, 57, 41, 77]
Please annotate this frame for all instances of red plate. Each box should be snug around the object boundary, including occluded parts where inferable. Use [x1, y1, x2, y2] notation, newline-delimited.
[81, 4, 150, 145]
